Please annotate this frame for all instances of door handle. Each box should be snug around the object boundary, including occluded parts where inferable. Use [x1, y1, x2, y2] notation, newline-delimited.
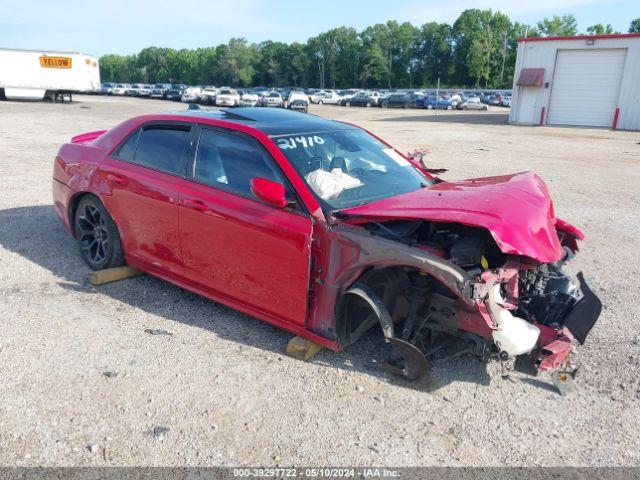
[182, 198, 210, 212]
[106, 173, 128, 186]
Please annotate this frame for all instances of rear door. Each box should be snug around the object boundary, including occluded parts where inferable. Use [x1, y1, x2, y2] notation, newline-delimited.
[99, 122, 195, 276]
[179, 126, 313, 325]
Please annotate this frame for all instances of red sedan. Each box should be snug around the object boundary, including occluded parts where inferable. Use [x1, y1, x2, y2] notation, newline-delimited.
[52, 107, 601, 390]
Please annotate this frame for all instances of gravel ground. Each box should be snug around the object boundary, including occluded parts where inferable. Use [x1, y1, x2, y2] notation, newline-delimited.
[0, 96, 639, 467]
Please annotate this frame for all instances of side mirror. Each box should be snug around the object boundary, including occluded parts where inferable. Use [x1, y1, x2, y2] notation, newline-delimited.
[250, 177, 287, 208]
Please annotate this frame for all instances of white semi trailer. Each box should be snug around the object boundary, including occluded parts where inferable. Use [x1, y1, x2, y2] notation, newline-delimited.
[0, 48, 100, 101]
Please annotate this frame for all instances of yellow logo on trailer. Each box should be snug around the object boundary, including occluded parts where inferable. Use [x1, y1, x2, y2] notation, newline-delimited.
[39, 56, 72, 69]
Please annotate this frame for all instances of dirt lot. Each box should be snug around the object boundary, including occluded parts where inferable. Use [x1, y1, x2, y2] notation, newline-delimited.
[1, 95, 639, 467]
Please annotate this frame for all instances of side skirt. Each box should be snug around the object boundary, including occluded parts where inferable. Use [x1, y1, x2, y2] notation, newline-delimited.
[125, 257, 340, 351]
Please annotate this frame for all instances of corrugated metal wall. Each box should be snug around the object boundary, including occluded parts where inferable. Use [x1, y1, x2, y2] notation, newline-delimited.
[510, 36, 640, 131]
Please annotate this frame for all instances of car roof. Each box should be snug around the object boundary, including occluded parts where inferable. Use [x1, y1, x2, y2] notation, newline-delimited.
[161, 107, 354, 136]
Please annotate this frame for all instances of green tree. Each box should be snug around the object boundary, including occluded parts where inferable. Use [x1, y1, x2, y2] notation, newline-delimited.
[287, 43, 309, 87]
[214, 38, 258, 86]
[629, 18, 640, 33]
[452, 9, 496, 87]
[413, 22, 453, 87]
[537, 14, 578, 36]
[359, 23, 394, 87]
[255, 40, 290, 86]
[586, 24, 615, 34]
[359, 42, 389, 88]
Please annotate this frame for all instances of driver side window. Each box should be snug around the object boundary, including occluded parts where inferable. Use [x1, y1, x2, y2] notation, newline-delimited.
[194, 128, 285, 201]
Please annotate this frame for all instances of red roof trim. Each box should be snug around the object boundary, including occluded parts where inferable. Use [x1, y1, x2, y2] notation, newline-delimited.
[518, 33, 640, 43]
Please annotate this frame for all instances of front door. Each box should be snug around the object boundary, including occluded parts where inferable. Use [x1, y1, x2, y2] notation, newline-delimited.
[179, 126, 313, 325]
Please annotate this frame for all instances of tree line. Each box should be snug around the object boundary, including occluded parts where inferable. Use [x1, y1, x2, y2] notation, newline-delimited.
[100, 10, 640, 89]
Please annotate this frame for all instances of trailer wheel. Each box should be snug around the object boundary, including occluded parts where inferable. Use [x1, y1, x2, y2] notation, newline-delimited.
[0, 88, 6, 101]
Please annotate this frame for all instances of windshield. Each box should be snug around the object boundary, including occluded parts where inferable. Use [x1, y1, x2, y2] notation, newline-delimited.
[274, 129, 431, 210]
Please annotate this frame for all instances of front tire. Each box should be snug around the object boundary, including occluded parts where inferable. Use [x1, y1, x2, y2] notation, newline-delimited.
[74, 195, 124, 270]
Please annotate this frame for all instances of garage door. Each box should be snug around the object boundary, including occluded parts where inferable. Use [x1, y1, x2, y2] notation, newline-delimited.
[547, 49, 626, 127]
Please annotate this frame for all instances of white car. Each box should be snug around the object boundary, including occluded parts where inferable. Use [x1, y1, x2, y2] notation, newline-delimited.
[501, 96, 512, 107]
[137, 84, 153, 97]
[181, 86, 203, 103]
[112, 84, 129, 96]
[125, 84, 142, 96]
[262, 91, 284, 107]
[310, 90, 342, 105]
[215, 88, 240, 107]
[239, 92, 260, 107]
[287, 90, 309, 112]
[200, 86, 217, 104]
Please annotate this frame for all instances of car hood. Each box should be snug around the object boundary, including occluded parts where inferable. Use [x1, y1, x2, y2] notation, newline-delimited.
[340, 172, 565, 263]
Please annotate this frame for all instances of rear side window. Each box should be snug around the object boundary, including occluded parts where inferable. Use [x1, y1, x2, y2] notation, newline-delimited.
[194, 128, 283, 199]
[116, 130, 139, 162]
[132, 126, 191, 176]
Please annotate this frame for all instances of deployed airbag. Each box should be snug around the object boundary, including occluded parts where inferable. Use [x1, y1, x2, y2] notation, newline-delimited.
[305, 168, 362, 200]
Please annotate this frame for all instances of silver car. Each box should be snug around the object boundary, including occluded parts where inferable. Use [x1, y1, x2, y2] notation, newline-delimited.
[458, 97, 488, 110]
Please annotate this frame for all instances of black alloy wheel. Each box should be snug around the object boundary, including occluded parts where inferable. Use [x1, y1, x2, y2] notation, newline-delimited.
[74, 195, 124, 270]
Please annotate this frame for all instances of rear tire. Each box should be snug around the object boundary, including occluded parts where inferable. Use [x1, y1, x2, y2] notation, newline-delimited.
[74, 195, 124, 271]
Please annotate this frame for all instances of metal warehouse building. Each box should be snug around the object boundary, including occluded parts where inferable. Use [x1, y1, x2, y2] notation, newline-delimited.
[509, 33, 640, 130]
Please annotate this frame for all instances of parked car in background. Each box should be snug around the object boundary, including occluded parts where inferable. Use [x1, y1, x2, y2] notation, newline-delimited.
[457, 97, 488, 110]
[423, 96, 453, 110]
[111, 84, 129, 96]
[338, 91, 361, 106]
[215, 88, 240, 107]
[239, 92, 260, 107]
[380, 93, 412, 109]
[124, 84, 142, 96]
[166, 84, 187, 101]
[407, 92, 426, 108]
[346, 92, 376, 107]
[309, 90, 341, 104]
[262, 91, 284, 108]
[200, 86, 217, 105]
[136, 84, 153, 97]
[181, 86, 203, 103]
[501, 95, 512, 107]
[150, 83, 171, 99]
[318, 90, 343, 105]
[487, 94, 503, 106]
[287, 90, 309, 113]
[101, 83, 116, 95]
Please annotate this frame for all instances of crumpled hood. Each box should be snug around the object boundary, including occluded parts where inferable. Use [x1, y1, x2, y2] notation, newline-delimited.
[340, 172, 565, 263]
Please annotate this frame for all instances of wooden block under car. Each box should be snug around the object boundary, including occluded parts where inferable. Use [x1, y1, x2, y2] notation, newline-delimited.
[285, 336, 325, 361]
[88, 266, 142, 286]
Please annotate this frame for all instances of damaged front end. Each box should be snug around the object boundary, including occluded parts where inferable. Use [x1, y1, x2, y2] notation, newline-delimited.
[332, 217, 602, 393]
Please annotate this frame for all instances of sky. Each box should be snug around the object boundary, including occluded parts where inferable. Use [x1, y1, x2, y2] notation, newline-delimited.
[0, 0, 636, 57]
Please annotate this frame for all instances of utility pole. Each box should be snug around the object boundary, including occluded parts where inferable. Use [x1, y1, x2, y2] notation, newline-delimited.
[435, 76, 440, 118]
